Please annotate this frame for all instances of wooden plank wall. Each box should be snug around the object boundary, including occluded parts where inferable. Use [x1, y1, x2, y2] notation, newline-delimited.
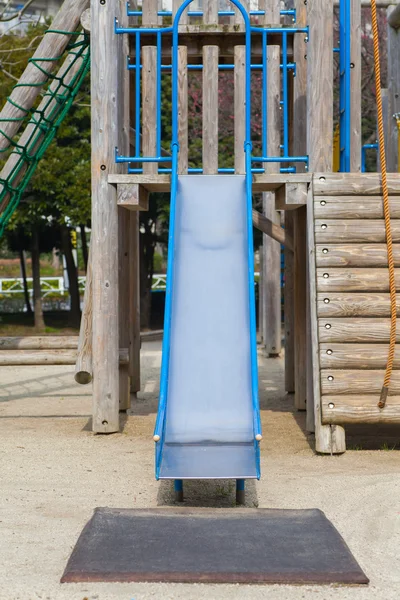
[309, 173, 400, 429]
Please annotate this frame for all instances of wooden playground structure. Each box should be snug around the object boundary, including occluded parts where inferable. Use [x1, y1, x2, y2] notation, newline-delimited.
[1, 0, 400, 455]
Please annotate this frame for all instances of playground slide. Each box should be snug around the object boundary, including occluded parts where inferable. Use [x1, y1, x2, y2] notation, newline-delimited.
[155, 175, 261, 480]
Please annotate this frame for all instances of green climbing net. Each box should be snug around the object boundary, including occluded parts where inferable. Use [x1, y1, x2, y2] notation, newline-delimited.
[0, 28, 90, 237]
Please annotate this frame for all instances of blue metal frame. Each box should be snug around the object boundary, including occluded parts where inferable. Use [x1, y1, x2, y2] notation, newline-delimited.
[115, 11, 309, 172]
[362, 143, 378, 172]
[339, 0, 351, 172]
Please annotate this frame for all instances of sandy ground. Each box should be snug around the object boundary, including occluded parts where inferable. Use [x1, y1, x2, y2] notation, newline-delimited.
[0, 339, 400, 600]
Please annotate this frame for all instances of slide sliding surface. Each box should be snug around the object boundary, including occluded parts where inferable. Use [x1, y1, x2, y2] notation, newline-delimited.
[156, 175, 260, 480]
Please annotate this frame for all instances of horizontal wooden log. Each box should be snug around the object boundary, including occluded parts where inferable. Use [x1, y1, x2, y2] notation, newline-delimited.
[321, 369, 400, 395]
[316, 267, 400, 292]
[322, 395, 400, 425]
[315, 219, 400, 243]
[317, 292, 400, 318]
[320, 343, 400, 369]
[253, 174, 311, 193]
[109, 174, 171, 192]
[0, 349, 129, 366]
[319, 318, 400, 343]
[0, 336, 78, 350]
[315, 244, 400, 267]
[313, 173, 400, 196]
[314, 196, 400, 219]
[252, 209, 293, 250]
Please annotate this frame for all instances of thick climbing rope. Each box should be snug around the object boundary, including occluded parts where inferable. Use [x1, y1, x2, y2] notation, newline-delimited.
[0, 28, 90, 237]
[371, 0, 397, 409]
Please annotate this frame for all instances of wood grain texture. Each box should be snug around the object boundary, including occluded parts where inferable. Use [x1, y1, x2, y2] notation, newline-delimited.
[118, 208, 131, 411]
[317, 292, 400, 318]
[314, 219, 400, 243]
[262, 196, 282, 356]
[252, 209, 293, 250]
[142, 0, 159, 24]
[117, 184, 149, 210]
[259, 0, 280, 24]
[316, 267, 400, 292]
[0, 336, 78, 350]
[0, 0, 90, 153]
[204, 0, 218, 24]
[109, 174, 170, 192]
[313, 173, 400, 195]
[322, 395, 400, 424]
[319, 318, 400, 343]
[314, 196, 400, 219]
[307, 0, 333, 171]
[350, 0, 361, 172]
[292, 0, 307, 174]
[315, 244, 400, 267]
[307, 187, 345, 450]
[294, 206, 307, 411]
[320, 343, 400, 369]
[234, 45, 246, 174]
[321, 370, 400, 395]
[387, 6, 400, 172]
[91, 0, 128, 432]
[0, 349, 128, 366]
[178, 46, 188, 174]
[129, 211, 141, 393]
[202, 46, 219, 174]
[276, 183, 308, 210]
[285, 211, 295, 393]
[142, 46, 158, 175]
[252, 174, 312, 192]
[75, 254, 93, 384]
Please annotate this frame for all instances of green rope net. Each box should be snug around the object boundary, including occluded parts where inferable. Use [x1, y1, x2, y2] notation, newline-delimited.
[0, 28, 91, 237]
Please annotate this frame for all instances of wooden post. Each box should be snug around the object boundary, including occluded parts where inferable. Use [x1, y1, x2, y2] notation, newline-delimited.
[119, 209, 131, 411]
[0, 0, 90, 153]
[387, 5, 400, 172]
[129, 211, 141, 394]
[350, 0, 362, 172]
[234, 0, 248, 174]
[75, 255, 92, 384]
[142, 0, 158, 175]
[91, 0, 127, 432]
[284, 211, 295, 392]
[307, 0, 345, 451]
[203, 0, 219, 175]
[173, 0, 189, 174]
[261, 2, 282, 357]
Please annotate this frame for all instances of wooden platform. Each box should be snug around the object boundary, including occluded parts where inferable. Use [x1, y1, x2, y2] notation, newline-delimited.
[309, 173, 400, 426]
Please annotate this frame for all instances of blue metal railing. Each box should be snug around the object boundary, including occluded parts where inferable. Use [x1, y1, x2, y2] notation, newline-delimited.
[115, 6, 309, 173]
[362, 143, 379, 172]
[339, 0, 351, 172]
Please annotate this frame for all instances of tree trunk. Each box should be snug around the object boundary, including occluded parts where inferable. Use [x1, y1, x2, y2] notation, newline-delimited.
[61, 224, 81, 328]
[80, 224, 88, 273]
[31, 230, 45, 331]
[19, 247, 32, 316]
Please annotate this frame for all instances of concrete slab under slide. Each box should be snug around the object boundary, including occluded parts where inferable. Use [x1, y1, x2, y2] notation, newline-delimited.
[61, 508, 369, 585]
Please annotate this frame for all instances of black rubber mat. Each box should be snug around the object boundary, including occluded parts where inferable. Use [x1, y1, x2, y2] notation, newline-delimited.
[61, 508, 368, 585]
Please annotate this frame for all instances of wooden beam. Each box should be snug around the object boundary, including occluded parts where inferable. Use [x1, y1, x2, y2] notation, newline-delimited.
[0, 349, 128, 366]
[322, 396, 400, 425]
[0, 0, 90, 153]
[284, 211, 295, 393]
[313, 172, 400, 195]
[91, 0, 125, 432]
[275, 183, 307, 209]
[0, 336, 78, 350]
[252, 210, 293, 251]
[317, 292, 400, 318]
[118, 208, 131, 411]
[117, 184, 150, 210]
